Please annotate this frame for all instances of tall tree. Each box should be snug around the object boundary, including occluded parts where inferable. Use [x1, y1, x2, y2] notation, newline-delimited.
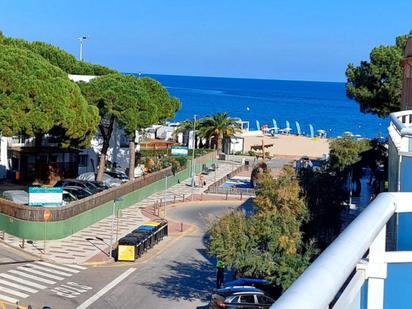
[209, 167, 316, 292]
[0, 44, 99, 147]
[345, 32, 411, 117]
[79, 74, 159, 181]
[136, 78, 180, 177]
[198, 113, 240, 154]
[139, 77, 180, 122]
[1, 35, 115, 75]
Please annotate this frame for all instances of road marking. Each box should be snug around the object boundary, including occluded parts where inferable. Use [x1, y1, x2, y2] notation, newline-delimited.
[75, 268, 136, 309]
[35, 262, 80, 273]
[0, 285, 28, 298]
[0, 294, 18, 304]
[62, 264, 87, 270]
[17, 267, 65, 281]
[28, 264, 72, 277]
[9, 270, 56, 284]
[0, 279, 37, 293]
[0, 273, 47, 289]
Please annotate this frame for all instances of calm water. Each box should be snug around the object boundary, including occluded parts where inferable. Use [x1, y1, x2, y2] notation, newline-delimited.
[144, 74, 388, 138]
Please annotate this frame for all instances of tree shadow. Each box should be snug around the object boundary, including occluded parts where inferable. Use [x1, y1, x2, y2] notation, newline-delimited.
[140, 251, 216, 302]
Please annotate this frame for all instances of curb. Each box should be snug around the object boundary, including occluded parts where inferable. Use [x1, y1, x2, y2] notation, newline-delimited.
[0, 238, 44, 261]
[86, 224, 197, 268]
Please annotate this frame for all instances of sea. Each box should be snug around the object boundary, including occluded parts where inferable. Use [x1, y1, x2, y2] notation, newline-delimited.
[145, 74, 388, 139]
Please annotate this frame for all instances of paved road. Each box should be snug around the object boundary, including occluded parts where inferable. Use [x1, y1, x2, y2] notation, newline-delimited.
[89, 202, 246, 309]
[0, 201, 248, 309]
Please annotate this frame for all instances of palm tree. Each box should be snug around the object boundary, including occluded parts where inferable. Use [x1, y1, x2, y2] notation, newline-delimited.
[198, 113, 240, 154]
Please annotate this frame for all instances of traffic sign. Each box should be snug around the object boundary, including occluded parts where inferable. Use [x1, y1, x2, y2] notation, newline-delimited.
[43, 209, 51, 222]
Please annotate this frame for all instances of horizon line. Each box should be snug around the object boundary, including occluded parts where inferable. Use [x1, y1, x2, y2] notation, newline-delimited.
[125, 72, 346, 84]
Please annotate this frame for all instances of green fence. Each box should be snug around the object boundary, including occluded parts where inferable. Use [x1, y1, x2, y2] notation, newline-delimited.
[0, 152, 215, 240]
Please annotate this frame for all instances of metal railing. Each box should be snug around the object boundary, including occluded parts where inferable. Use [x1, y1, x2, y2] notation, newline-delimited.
[390, 110, 412, 136]
[271, 192, 412, 309]
[206, 165, 253, 195]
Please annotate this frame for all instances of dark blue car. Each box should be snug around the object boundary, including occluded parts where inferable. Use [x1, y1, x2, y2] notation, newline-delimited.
[225, 278, 270, 287]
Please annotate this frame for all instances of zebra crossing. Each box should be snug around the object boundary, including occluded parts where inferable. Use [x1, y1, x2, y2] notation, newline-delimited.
[0, 261, 86, 304]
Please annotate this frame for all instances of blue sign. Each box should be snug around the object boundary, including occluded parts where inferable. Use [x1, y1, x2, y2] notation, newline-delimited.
[29, 187, 63, 207]
[171, 146, 188, 156]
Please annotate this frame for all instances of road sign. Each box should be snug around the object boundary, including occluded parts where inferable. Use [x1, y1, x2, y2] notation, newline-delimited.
[29, 187, 63, 207]
[43, 209, 51, 222]
[171, 146, 188, 156]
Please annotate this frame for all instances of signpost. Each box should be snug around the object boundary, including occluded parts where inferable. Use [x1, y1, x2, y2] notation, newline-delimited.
[29, 187, 63, 207]
[171, 146, 188, 156]
[43, 209, 51, 254]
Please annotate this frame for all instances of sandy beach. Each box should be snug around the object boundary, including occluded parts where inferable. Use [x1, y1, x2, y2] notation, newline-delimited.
[241, 132, 330, 160]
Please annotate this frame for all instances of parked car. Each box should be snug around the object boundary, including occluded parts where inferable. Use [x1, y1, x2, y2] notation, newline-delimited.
[105, 170, 129, 183]
[62, 190, 78, 204]
[209, 286, 274, 309]
[77, 172, 122, 188]
[224, 278, 279, 298]
[63, 186, 93, 200]
[54, 179, 103, 194]
[89, 180, 110, 191]
[2, 190, 28, 205]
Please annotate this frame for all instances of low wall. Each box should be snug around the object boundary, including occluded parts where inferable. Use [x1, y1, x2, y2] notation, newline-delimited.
[0, 152, 216, 240]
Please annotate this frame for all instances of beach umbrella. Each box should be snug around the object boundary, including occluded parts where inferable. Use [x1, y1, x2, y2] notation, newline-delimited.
[256, 120, 261, 131]
[272, 119, 279, 134]
[295, 121, 301, 135]
[309, 124, 315, 138]
[286, 120, 290, 130]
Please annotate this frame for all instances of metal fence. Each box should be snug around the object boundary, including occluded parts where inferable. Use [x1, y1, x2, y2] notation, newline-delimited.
[205, 165, 255, 196]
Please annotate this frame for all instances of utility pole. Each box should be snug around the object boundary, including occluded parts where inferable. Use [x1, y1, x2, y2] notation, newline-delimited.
[191, 115, 197, 200]
[78, 36, 88, 61]
[109, 197, 123, 259]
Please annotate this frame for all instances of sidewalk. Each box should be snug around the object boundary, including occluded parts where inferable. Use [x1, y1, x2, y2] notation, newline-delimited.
[1, 161, 241, 264]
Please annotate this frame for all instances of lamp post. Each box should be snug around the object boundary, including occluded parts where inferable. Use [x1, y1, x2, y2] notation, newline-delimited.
[191, 115, 197, 200]
[109, 197, 123, 259]
[78, 36, 88, 61]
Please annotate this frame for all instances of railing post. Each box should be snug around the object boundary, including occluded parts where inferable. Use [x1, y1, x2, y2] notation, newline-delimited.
[366, 225, 387, 309]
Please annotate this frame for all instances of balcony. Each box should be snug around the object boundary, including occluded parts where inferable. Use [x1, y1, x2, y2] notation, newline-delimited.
[270, 192, 412, 309]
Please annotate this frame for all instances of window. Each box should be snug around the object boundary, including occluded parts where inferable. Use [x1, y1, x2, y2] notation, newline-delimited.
[79, 155, 88, 167]
[257, 295, 274, 305]
[239, 295, 255, 304]
[229, 296, 240, 304]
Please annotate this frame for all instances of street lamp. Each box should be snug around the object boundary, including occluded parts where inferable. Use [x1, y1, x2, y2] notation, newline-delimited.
[78, 36, 88, 61]
[109, 197, 123, 259]
[191, 115, 197, 200]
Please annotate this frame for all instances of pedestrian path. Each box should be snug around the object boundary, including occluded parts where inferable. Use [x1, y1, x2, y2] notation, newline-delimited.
[1, 161, 241, 264]
[0, 261, 86, 304]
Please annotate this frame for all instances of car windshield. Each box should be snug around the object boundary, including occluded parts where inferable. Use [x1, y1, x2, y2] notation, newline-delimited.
[63, 193, 77, 202]
[239, 295, 255, 304]
[257, 295, 274, 305]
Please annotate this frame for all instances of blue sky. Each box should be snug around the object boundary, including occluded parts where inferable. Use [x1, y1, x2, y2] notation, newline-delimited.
[0, 0, 411, 82]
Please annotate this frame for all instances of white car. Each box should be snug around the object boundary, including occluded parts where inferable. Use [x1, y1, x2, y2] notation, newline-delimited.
[77, 172, 122, 187]
[2, 190, 29, 205]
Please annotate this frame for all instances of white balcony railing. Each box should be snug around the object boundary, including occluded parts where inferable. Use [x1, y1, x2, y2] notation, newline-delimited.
[271, 192, 412, 309]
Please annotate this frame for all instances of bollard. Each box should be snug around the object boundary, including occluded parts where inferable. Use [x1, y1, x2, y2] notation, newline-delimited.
[240, 192, 243, 200]
[181, 222, 184, 232]
[174, 195, 176, 204]
[183, 194, 185, 202]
